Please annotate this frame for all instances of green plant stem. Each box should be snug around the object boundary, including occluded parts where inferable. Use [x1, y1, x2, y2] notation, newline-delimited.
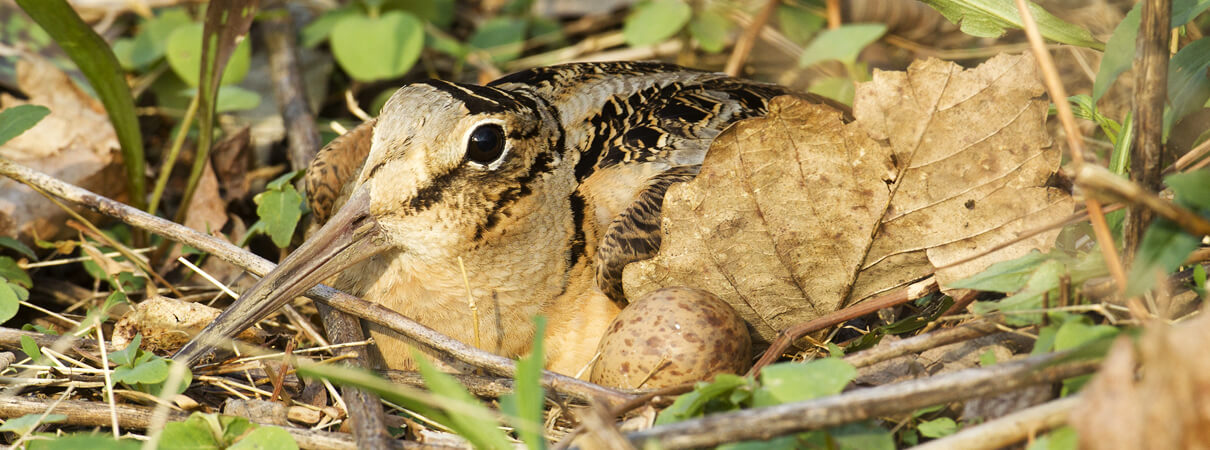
[148, 95, 199, 217]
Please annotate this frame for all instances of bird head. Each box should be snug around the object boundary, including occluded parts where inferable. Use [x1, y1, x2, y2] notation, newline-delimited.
[174, 81, 567, 364]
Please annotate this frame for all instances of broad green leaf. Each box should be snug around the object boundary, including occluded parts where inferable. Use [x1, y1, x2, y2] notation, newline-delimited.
[918, 417, 958, 438]
[386, 0, 456, 27]
[0, 104, 50, 147]
[15, 0, 146, 210]
[214, 85, 261, 112]
[331, 11, 424, 82]
[809, 76, 855, 105]
[1054, 319, 1117, 352]
[947, 250, 1051, 292]
[979, 349, 998, 366]
[0, 282, 19, 324]
[114, 357, 169, 385]
[777, 4, 824, 45]
[1126, 218, 1200, 296]
[469, 17, 528, 63]
[0, 413, 66, 434]
[656, 374, 753, 424]
[1032, 324, 1059, 355]
[255, 184, 305, 248]
[415, 353, 514, 449]
[165, 23, 252, 86]
[1166, 170, 1210, 210]
[689, 9, 732, 53]
[266, 170, 304, 191]
[972, 258, 1066, 325]
[0, 256, 32, 288]
[119, 8, 193, 70]
[109, 333, 142, 366]
[754, 358, 856, 407]
[228, 424, 298, 450]
[29, 435, 141, 450]
[1027, 426, 1078, 450]
[829, 421, 896, 450]
[919, 0, 1103, 50]
[0, 236, 37, 259]
[799, 24, 887, 68]
[159, 414, 222, 450]
[623, 0, 692, 47]
[20, 335, 42, 362]
[1164, 37, 1210, 138]
[300, 5, 359, 48]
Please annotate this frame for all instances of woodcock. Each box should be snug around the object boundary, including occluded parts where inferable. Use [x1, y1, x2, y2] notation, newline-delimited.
[175, 61, 837, 379]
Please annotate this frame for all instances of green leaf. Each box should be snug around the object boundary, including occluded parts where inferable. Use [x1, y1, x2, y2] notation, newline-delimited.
[623, 0, 692, 47]
[1054, 319, 1117, 352]
[0, 236, 37, 260]
[776, 4, 824, 45]
[114, 357, 169, 385]
[415, 353, 514, 450]
[165, 23, 252, 87]
[0, 413, 66, 435]
[808, 76, 855, 105]
[948, 250, 1051, 292]
[502, 317, 547, 449]
[1093, 0, 1210, 101]
[0, 282, 20, 324]
[254, 184, 305, 248]
[1126, 218, 1200, 296]
[228, 425, 298, 450]
[1165, 37, 1210, 139]
[799, 24, 887, 68]
[0, 256, 32, 288]
[469, 17, 528, 63]
[918, 417, 958, 438]
[1027, 426, 1078, 450]
[159, 413, 222, 450]
[979, 349, 998, 366]
[0, 104, 51, 147]
[1032, 324, 1059, 355]
[20, 335, 42, 362]
[656, 374, 753, 424]
[919, 0, 1103, 49]
[971, 258, 1067, 325]
[330, 11, 424, 82]
[829, 421, 896, 450]
[120, 8, 194, 70]
[754, 359, 856, 407]
[1167, 170, 1210, 210]
[13, 0, 147, 210]
[386, 0, 456, 27]
[300, 5, 360, 48]
[689, 9, 732, 53]
[1066, 95, 1121, 141]
[28, 434, 141, 450]
[109, 333, 142, 366]
[214, 85, 261, 112]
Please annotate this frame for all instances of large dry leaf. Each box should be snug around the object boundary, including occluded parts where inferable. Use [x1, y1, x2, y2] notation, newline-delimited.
[623, 54, 1074, 343]
[1072, 309, 1210, 449]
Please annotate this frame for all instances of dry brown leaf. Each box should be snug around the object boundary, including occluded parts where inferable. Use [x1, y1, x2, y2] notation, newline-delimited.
[112, 296, 265, 353]
[623, 54, 1074, 343]
[0, 57, 125, 240]
[1072, 310, 1210, 449]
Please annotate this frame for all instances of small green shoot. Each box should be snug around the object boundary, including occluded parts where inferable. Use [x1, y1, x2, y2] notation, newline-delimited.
[246, 170, 308, 248]
[0, 104, 50, 146]
[157, 412, 297, 450]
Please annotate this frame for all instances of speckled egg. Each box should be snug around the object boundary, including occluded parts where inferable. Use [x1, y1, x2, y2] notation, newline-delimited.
[590, 287, 751, 389]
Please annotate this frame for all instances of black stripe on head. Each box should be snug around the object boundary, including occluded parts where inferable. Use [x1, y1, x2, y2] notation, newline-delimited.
[405, 167, 461, 213]
[416, 80, 540, 115]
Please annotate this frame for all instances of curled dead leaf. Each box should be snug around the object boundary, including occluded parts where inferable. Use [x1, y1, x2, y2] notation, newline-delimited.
[112, 296, 266, 354]
[623, 54, 1074, 344]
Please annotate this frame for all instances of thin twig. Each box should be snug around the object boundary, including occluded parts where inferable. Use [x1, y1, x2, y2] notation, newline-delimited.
[1014, 0, 1128, 294]
[627, 352, 1098, 448]
[912, 395, 1079, 450]
[724, 0, 778, 76]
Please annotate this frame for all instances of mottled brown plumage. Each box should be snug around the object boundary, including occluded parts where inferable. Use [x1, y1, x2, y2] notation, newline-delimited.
[176, 62, 836, 380]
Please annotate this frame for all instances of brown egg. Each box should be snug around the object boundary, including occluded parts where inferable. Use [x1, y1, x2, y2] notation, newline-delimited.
[590, 287, 751, 389]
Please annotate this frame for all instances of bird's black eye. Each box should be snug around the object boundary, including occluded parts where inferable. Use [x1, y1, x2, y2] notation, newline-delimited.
[466, 123, 506, 165]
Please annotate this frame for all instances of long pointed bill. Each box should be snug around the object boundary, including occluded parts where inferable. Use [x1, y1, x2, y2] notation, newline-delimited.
[174, 186, 388, 365]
